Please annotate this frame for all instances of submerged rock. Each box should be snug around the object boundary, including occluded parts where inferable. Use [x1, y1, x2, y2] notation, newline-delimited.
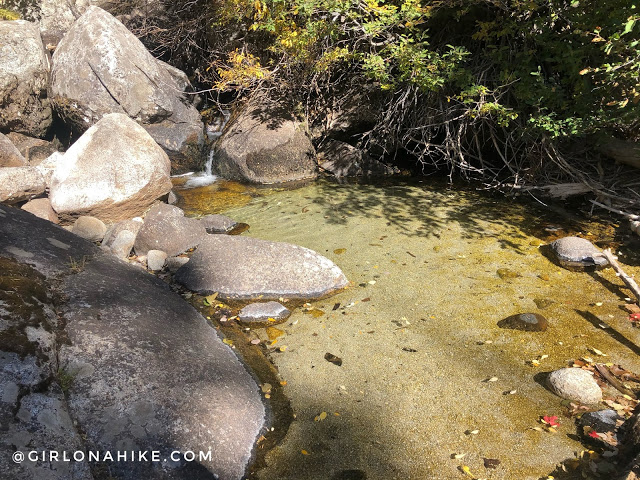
[318, 139, 396, 178]
[134, 203, 206, 256]
[199, 214, 238, 234]
[174, 235, 349, 300]
[547, 368, 603, 405]
[549, 236, 608, 269]
[498, 313, 548, 332]
[238, 301, 291, 326]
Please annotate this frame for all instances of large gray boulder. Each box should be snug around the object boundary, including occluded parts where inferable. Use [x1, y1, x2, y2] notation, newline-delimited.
[175, 235, 349, 300]
[0, 167, 46, 204]
[0, 20, 52, 137]
[134, 203, 206, 256]
[0, 206, 266, 480]
[50, 6, 204, 170]
[0, 256, 93, 480]
[215, 101, 317, 184]
[49, 113, 172, 222]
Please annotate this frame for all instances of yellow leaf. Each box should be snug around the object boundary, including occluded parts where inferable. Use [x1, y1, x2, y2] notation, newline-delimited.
[579, 68, 590, 75]
[222, 339, 234, 346]
[301, 450, 309, 455]
[459, 465, 475, 478]
[314, 411, 328, 422]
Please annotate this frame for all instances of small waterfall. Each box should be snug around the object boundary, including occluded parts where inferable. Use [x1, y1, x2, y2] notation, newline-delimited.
[182, 110, 230, 189]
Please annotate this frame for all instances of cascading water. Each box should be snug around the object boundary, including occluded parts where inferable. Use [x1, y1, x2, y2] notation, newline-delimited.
[181, 110, 230, 188]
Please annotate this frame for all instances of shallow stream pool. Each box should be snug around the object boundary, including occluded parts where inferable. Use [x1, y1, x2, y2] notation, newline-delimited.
[175, 177, 640, 480]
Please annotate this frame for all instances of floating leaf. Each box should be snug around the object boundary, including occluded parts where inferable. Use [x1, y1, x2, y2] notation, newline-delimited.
[314, 411, 327, 422]
[588, 347, 607, 357]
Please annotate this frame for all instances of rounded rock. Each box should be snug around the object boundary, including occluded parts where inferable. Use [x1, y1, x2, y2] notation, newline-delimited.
[72, 216, 107, 242]
[550, 236, 607, 269]
[547, 368, 603, 404]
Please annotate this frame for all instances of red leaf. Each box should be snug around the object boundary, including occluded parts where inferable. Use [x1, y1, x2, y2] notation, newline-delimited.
[588, 431, 600, 438]
[542, 415, 559, 427]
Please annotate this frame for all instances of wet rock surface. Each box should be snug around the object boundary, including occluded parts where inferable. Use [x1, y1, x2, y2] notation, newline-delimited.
[239, 302, 292, 326]
[547, 368, 603, 405]
[134, 203, 206, 256]
[498, 312, 548, 332]
[174, 235, 349, 300]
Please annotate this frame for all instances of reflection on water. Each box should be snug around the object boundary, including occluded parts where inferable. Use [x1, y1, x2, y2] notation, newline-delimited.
[181, 178, 639, 480]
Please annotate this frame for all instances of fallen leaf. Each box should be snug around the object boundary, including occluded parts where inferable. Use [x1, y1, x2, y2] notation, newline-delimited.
[487, 377, 498, 382]
[459, 465, 475, 478]
[452, 453, 467, 459]
[333, 248, 347, 254]
[314, 411, 327, 422]
[222, 338, 234, 346]
[542, 415, 559, 428]
[588, 347, 607, 357]
[301, 450, 309, 455]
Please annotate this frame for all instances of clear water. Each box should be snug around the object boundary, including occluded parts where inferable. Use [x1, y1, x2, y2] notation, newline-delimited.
[177, 178, 640, 480]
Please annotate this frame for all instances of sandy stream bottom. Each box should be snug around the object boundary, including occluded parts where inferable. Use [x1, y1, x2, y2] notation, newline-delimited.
[176, 178, 640, 480]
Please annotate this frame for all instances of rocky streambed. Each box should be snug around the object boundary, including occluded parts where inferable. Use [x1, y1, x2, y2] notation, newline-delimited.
[174, 178, 640, 480]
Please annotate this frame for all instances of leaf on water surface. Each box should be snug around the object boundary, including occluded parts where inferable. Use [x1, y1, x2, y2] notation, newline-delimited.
[482, 458, 500, 469]
[324, 352, 342, 366]
[588, 347, 607, 357]
[314, 411, 327, 422]
[542, 415, 559, 428]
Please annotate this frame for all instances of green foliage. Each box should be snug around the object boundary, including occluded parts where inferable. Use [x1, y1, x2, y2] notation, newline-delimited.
[213, 0, 638, 141]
